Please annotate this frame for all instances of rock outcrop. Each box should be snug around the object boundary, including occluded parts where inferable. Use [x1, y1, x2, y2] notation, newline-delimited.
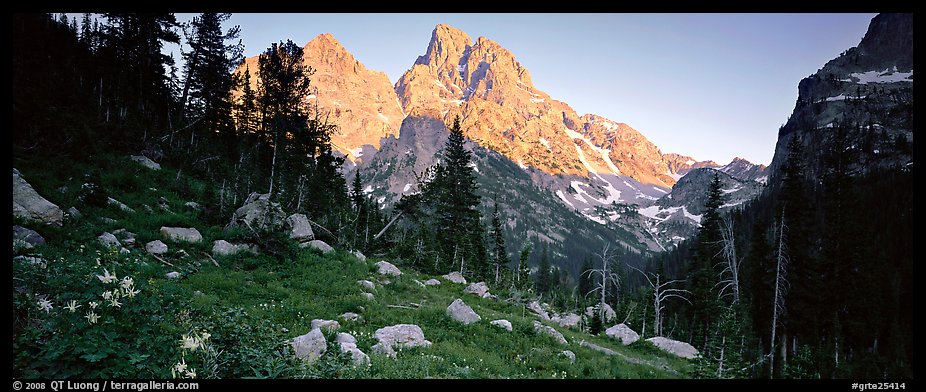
[646, 337, 699, 359]
[490, 319, 513, 332]
[371, 324, 432, 358]
[301, 239, 334, 254]
[13, 168, 64, 226]
[533, 321, 568, 345]
[374, 261, 402, 276]
[528, 301, 550, 321]
[442, 271, 467, 284]
[146, 240, 168, 255]
[605, 324, 640, 346]
[228, 193, 286, 232]
[463, 282, 491, 298]
[285, 213, 314, 242]
[446, 299, 481, 325]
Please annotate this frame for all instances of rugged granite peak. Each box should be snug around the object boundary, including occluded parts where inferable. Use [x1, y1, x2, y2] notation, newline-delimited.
[719, 157, 768, 183]
[395, 24, 688, 199]
[236, 33, 405, 161]
[768, 13, 913, 182]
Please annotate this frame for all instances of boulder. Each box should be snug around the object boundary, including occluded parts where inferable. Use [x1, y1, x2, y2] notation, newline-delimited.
[361, 292, 375, 301]
[165, 271, 181, 279]
[375, 261, 402, 276]
[424, 279, 441, 286]
[553, 313, 582, 330]
[336, 332, 357, 344]
[561, 350, 576, 364]
[585, 303, 617, 322]
[13, 226, 45, 247]
[301, 239, 333, 254]
[13, 255, 46, 266]
[351, 250, 366, 262]
[212, 240, 256, 257]
[528, 301, 550, 321]
[13, 168, 64, 226]
[107, 197, 136, 213]
[97, 232, 121, 249]
[446, 299, 481, 325]
[358, 280, 375, 290]
[292, 328, 327, 363]
[160, 227, 202, 243]
[464, 282, 491, 298]
[184, 201, 201, 210]
[285, 213, 314, 242]
[129, 155, 161, 170]
[66, 207, 82, 219]
[310, 319, 341, 332]
[112, 229, 136, 246]
[340, 312, 361, 322]
[646, 337, 699, 359]
[442, 271, 467, 284]
[490, 319, 513, 332]
[605, 324, 640, 346]
[146, 240, 168, 255]
[533, 321, 568, 345]
[228, 192, 286, 231]
[371, 324, 431, 358]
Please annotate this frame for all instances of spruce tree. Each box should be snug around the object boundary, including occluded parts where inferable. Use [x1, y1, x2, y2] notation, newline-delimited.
[517, 243, 532, 291]
[535, 245, 553, 298]
[490, 197, 506, 285]
[688, 171, 725, 351]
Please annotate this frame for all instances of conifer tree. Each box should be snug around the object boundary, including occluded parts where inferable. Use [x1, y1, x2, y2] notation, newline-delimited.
[490, 197, 506, 284]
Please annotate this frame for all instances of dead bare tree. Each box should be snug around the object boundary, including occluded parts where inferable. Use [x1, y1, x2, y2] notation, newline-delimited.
[581, 244, 621, 324]
[713, 215, 743, 304]
[769, 208, 790, 379]
[628, 264, 691, 337]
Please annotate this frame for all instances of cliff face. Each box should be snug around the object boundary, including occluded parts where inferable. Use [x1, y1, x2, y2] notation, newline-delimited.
[235, 34, 405, 161]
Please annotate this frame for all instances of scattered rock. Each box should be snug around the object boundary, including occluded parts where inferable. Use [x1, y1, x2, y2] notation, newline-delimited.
[99, 217, 118, 225]
[361, 292, 375, 301]
[119, 247, 130, 255]
[561, 350, 576, 364]
[160, 227, 203, 243]
[146, 240, 168, 255]
[371, 324, 432, 358]
[533, 321, 568, 345]
[646, 337, 699, 359]
[66, 207, 82, 219]
[579, 340, 617, 356]
[336, 332, 356, 344]
[13, 239, 33, 252]
[358, 280, 375, 290]
[13, 226, 45, 247]
[184, 201, 201, 210]
[228, 192, 286, 232]
[310, 319, 341, 332]
[301, 239, 333, 254]
[211, 240, 256, 257]
[414, 279, 426, 288]
[337, 333, 370, 366]
[112, 229, 136, 245]
[129, 155, 161, 170]
[97, 232, 121, 249]
[442, 271, 467, 284]
[490, 319, 513, 332]
[285, 213, 314, 242]
[107, 197, 136, 213]
[585, 303, 616, 322]
[528, 301, 550, 321]
[374, 261, 402, 276]
[424, 279, 441, 286]
[351, 250, 366, 262]
[13, 255, 46, 266]
[605, 324, 640, 346]
[13, 168, 64, 226]
[292, 328, 327, 363]
[446, 299, 481, 325]
[340, 312, 361, 322]
[463, 281, 491, 298]
[553, 313, 582, 330]
[165, 271, 181, 279]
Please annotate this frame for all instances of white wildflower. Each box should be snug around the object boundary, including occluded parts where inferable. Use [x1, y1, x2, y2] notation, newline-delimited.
[102, 290, 113, 300]
[108, 298, 121, 308]
[85, 311, 99, 324]
[65, 300, 81, 313]
[97, 269, 118, 284]
[89, 301, 99, 309]
[121, 276, 134, 290]
[36, 298, 53, 313]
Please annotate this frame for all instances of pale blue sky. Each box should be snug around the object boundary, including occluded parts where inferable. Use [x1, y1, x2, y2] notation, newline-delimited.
[173, 13, 876, 165]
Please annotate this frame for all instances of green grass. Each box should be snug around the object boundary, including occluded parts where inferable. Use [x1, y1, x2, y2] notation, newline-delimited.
[12, 153, 693, 379]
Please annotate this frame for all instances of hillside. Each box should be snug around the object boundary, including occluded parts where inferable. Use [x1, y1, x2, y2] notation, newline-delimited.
[12, 153, 692, 379]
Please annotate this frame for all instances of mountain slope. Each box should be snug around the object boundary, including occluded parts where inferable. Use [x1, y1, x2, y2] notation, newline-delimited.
[768, 13, 913, 181]
[236, 34, 405, 160]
